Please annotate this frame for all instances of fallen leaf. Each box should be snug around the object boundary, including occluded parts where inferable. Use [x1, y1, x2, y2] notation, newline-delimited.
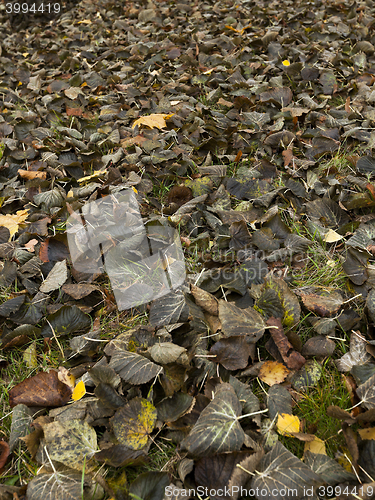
[258, 361, 290, 386]
[0, 209, 29, 240]
[72, 380, 86, 401]
[277, 413, 300, 436]
[58, 367, 75, 389]
[24, 238, 39, 252]
[18, 169, 46, 180]
[304, 437, 327, 455]
[111, 398, 157, 450]
[267, 317, 306, 370]
[43, 419, 97, 470]
[9, 370, 72, 408]
[323, 229, 343, 242]
[0, 441, 10, 470]
[132, 113, 174, 130]
[358, 428, 375, 440]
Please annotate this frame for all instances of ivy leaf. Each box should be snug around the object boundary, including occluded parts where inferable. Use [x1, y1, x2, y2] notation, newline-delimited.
[356, 373, 375, 409]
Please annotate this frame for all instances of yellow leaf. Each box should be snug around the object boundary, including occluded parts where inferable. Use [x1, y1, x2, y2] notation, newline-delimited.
[72, 380, 86, 401]
[282, 60, 291, 67]
[277, 413, 300, 436]
[304, 437, 326, 455]
[78, 19, 92, 24]
[23, 342, 38, 368]
[111, 398, 157, 450]
[337, 448, 354, 472]
[0, 209, 29, 240]
[132, 113, 174, 130]
[323, 229, 343, 243]
[259, 361, 290, 386]
[77, 170, 107, 183]
[132, 186, 138, 194]
[358, 427, 375, 440]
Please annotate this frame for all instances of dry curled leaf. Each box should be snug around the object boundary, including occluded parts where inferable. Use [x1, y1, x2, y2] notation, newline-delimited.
[132, 113, 174, 130]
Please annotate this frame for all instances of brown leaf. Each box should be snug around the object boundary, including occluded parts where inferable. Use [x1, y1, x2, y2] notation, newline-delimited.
[9, 370, 72, 408]
[267, 317, 306, 370]
[326, 405, 356, 424]
[62, 283, 98, 300]
[0, 441, 10, 470]
[39, 236, 70, 262]
[191, 284, 219, 316]
[18, 169, 46, 180]
[210, 337, 251, 371]
[166, 186, 193, 208]
[301, 292, 343, 317]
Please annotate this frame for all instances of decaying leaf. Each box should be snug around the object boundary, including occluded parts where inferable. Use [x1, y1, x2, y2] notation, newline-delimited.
[301, 291, 343, 317]
[258, 361, 290, 386]
[27, 470, 104, 500]
[304, 451, 356, 485]
[111, 398, 157, 450]
[336, 331, 371, 372]
[43, 419, 98, 470]
[109, 348, 163, 384]
[219, 301, 266, 342]
[39, 260, 68, 293]
[267, 317, 306, 370]
[9, 370, 72, 408]
[304, 437, 326, 455]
